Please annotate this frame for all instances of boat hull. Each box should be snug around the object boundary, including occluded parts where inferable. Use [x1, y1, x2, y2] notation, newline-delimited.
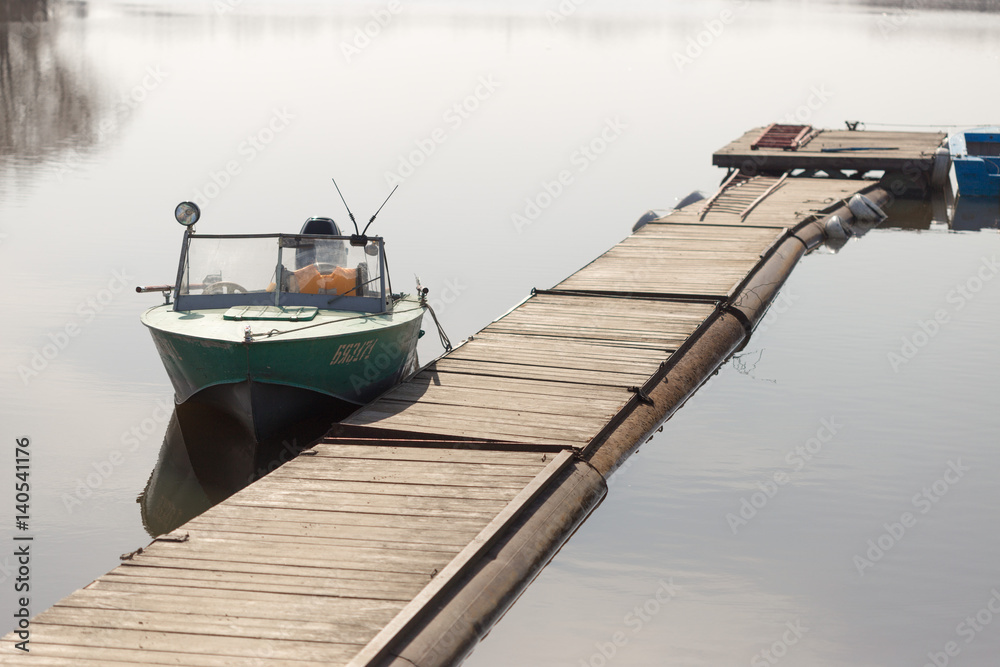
[182, 379, 361, 444]
[954, 160, 1000, 197]
[950, 128, 1000, 198]
[141, 300, 424, 442]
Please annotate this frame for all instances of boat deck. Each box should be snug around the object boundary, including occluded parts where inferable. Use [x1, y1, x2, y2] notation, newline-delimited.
[1, 130, 927, 666]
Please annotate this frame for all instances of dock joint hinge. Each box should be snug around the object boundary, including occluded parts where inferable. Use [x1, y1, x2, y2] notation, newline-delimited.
[786, 231, 809, 249]
[628, 386, 655, 406]
[155, 532, 190, 543]
[119, 547, 143, 561]
[721, 303, 755, 339]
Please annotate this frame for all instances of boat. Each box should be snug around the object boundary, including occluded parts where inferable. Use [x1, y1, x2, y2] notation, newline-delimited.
[138, 200, 425, 449]
[949, 127, 1000, 198]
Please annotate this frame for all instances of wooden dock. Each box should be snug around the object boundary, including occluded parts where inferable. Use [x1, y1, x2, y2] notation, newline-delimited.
[713, 125, 947, 177]
[2, 128, 948, 666]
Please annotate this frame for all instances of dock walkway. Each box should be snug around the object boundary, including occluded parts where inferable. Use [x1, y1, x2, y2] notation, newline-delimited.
[2, 129, 947, 666]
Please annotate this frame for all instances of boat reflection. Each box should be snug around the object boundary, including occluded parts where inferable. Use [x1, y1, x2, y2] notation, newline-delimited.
[952, 196, 1000, 231]
[138, 396, 340, 537]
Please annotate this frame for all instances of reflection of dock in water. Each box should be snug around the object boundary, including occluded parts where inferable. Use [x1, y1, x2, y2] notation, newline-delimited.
[1, 127, 964, 665]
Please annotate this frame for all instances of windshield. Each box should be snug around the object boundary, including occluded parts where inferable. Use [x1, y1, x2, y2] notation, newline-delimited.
[180, 236, 277, 295]
[175, 233, 386, 312]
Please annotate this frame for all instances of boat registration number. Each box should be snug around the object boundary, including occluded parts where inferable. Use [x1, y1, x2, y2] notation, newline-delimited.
[329, 339, 377, 366]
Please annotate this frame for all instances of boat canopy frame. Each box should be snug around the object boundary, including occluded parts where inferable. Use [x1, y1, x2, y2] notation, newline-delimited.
[172, 231, 389, 313]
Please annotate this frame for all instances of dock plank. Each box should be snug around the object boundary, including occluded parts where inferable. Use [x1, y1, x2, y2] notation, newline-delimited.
[195, 503, 501, 533]
[452, 332, 675, 361]
[165, 520, 475, 552]
[37, 605, 384, 645]
[310, 444, 552, 466]
[134, 541, 452, 574]
[113, 555, 430, 588]
[96, 572, 418, 603]
[349, 402, 609, 438]
[341, 418, 584, 447]
[431, 357, 651, 387]
[0, 640, 334, 667]
[252, 475, 526, 502]
[406, 368, 630, 399]
[56, 587, 402, 622]
[381, 382, 625, 417]
[110, 563, 425, 595]
[12, 624, 358, 664]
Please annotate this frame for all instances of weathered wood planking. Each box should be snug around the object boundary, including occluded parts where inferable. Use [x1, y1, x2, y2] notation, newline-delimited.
[743, 177, 874, 223]
[555, 223, 783, 297]
[3, 625, 360, 666]
[344, 295, 718, 446]
[713, 127, 946, 172]
[311, 443, 552, 466]
[0, 446, 560, 666]
[347, 402, 609, 446]
[433, 356, 652, 387]
[660, 176, 880, 228]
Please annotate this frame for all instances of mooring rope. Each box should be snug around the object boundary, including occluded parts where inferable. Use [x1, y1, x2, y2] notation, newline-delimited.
[246, 294, 452, 354]
[422, 301, 453, 352]
[250, 305, 424, 339]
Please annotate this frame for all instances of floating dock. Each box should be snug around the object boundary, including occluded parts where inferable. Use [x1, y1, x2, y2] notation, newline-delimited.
[2, 127, 949, 666]
[713, 124, 948, 178]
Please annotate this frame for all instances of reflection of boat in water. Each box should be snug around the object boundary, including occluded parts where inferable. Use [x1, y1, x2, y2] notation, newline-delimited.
[952, 195, 1000, 231]
[139, 399, 334, 537]
[138, 407, 214, 537]
[139, 201, 425, 452]
[949, 127, 1000, 198]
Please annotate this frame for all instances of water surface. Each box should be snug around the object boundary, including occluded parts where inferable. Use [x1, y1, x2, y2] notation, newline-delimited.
[1, 1, 998, 664]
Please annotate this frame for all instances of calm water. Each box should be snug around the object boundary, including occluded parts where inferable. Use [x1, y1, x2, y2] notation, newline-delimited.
[1, 1, 999, 664]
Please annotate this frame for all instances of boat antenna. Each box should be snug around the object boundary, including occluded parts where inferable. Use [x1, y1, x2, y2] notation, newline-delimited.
[361, 185, 398, 236]
[331, 177, 359, 235]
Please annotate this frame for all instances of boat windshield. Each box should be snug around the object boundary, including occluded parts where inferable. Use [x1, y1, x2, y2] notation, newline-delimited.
[174, 233, 387, 312]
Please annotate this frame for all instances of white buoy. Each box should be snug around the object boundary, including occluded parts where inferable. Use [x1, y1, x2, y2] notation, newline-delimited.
[824, 214, 850, 239]
[632, 210, 659, 232]
[848, 193, 888, 223]
[931, 145, 951, 188]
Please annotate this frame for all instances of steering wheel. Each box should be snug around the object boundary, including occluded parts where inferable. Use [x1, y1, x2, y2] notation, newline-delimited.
[315, 263, 337, 274]
[205, 281, 248, 295]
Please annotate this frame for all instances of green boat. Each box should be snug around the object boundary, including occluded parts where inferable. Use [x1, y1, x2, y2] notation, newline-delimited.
[139, 202, 425, 446]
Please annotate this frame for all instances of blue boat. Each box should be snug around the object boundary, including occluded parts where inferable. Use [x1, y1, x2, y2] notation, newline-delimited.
[949, 127, 1000, 197]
